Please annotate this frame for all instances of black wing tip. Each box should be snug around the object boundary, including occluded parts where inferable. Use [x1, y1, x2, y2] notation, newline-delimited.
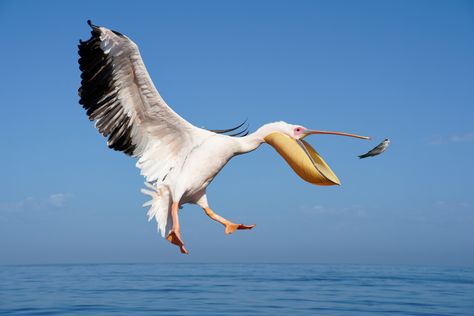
[210, 119, 250, 137]
[86, 20, 125, 37]
[228, 123, 250, 137]
[210, 119, 248, 134]
[87, 19, 98, 29]
[111, 29, 125, 37]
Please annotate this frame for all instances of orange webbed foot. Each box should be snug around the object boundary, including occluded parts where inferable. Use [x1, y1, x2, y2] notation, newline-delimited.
[225, 223, 256, 235]
[166, 231, 189, 254]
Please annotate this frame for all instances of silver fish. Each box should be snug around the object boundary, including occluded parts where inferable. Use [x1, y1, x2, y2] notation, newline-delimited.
[358, 139, 390, 159]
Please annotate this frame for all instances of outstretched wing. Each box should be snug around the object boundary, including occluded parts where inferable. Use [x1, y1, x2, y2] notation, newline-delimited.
[78, 21, 211, 182]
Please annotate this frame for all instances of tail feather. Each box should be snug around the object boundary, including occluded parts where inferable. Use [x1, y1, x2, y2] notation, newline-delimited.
[141, 183, 172, 237]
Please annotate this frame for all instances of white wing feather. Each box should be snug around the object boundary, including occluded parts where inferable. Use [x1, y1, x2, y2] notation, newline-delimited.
[78, 23, 212, 236]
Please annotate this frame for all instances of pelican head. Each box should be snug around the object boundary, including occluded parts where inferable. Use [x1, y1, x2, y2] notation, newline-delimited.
[263, 122, 370, 186]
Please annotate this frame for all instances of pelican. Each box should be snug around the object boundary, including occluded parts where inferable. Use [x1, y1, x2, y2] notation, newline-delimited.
[78, 21, 370, 254]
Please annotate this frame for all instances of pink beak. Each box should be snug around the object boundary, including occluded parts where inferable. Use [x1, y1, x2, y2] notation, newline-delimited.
[302, 130, 371, 140]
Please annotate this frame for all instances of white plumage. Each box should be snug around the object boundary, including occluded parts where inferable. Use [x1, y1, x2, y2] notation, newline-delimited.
[141, 182, 172, 237]
[78, 21, 370, 253]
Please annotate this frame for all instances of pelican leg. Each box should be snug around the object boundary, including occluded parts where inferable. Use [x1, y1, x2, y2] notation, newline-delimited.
[166, 202, 188, 254]
[203, 207, 255, 235]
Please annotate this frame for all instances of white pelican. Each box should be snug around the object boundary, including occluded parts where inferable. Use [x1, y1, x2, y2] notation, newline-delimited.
[78, 21, 370, 254]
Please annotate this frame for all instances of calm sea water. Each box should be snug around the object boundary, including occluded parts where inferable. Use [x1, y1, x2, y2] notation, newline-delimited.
[0, 263, 473, 315]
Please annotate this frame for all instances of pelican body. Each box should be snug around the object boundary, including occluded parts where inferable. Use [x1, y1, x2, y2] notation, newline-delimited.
[78, 21, 370, 254]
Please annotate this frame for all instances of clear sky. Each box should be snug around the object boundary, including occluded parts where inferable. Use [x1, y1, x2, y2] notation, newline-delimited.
[1, 0, 473, 266]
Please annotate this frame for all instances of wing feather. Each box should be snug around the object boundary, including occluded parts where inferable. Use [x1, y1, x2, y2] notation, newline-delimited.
[78, 21, 211, 181]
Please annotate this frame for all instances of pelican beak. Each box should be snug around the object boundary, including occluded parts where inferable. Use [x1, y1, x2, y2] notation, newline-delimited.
[301, 129, 371, 141]
[264, 131, 370, 186]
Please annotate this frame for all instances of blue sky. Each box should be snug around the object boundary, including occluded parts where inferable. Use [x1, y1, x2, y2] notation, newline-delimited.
[1, 0, 473, 265]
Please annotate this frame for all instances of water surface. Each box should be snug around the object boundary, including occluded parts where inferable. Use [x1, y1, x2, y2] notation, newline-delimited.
[1, 264, 473, 315]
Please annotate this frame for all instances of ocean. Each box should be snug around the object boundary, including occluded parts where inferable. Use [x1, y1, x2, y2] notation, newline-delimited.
[1, 263, 473, 315]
